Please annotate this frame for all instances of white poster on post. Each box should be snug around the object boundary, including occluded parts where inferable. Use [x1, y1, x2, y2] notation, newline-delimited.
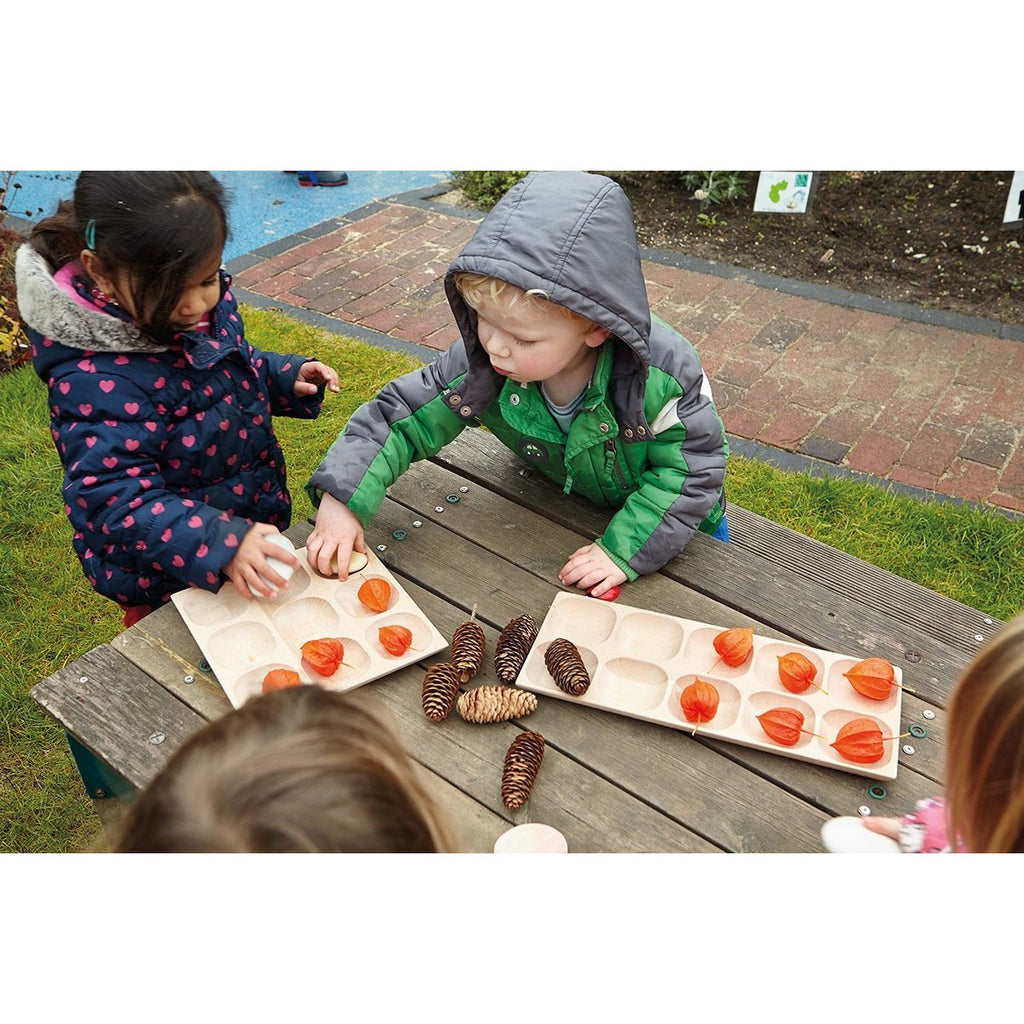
[1003, 172, 1024, 225]
[753, 172, 814, 213]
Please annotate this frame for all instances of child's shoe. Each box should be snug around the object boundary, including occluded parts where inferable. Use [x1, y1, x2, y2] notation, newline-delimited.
[297, 172, 349, 187]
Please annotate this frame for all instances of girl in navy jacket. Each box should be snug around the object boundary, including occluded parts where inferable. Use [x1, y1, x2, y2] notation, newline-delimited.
[16, 172, 339, 623]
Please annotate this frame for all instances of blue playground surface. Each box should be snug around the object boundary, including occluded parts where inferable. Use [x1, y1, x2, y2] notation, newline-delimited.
[8, 171, 450, 261]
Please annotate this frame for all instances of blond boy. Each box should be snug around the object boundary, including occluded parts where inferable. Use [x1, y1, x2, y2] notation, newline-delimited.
[306, 171, 728, 595]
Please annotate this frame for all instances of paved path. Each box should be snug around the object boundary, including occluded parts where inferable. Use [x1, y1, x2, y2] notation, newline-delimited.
[229, 186, 1024, 516]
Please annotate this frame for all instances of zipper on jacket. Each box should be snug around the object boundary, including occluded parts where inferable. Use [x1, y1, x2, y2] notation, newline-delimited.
[605, 440, 629, 489]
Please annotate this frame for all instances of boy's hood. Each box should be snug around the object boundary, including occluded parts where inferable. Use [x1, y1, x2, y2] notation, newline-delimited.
[444, 172, 652, 397]
[15, 243, 167, 356]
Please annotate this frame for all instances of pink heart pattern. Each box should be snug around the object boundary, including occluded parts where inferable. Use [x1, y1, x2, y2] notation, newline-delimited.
[46, 279, 310, 606]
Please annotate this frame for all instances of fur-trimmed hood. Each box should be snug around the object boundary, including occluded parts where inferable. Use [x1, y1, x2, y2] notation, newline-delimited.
[15, 242, 166, 355]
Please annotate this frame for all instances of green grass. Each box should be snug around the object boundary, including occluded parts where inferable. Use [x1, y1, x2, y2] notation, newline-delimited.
[0, 308, 420, 853]
[1, 306, 1021, 852]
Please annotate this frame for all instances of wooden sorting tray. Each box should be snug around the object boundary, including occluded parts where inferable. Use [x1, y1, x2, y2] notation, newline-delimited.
[171, 547, 447, 708]
[517, 593, 905, 781]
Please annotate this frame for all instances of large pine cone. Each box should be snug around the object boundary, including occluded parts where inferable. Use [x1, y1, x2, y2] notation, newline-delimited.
[422, 662, 460, 721]
[544, 638, 591, 696]
[502, 730, 545, 810]
[457, 685, 538, 724]
[451, 618, 485, 683]
[494, 613, 539, 683]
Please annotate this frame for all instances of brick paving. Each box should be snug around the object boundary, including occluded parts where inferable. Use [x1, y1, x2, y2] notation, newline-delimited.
[231, 194, 1024, 516]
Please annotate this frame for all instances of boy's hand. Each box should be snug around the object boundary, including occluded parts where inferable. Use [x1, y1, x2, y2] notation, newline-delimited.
[306, 492, 367, 580]
[224, 523, 300, 599]
[295, 359, 340, 397]
[559, 543, 627, 598]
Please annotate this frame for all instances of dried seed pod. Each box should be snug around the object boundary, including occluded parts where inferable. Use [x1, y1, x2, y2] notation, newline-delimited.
[451, 604, 485, 683]
[421, 662, 460, 721]
[502, 730, 545, 810]
[494, 613, 539, 683]
[457, 685, 538, 724]
[544, 638, 591, 696]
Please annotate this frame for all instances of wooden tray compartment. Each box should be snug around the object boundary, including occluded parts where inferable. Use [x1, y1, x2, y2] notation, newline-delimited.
[518, 593, 905, 781]
[172, 547, 447, 708]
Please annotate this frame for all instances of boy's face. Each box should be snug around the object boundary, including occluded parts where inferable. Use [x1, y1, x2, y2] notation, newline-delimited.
[474, 292, 609, 387]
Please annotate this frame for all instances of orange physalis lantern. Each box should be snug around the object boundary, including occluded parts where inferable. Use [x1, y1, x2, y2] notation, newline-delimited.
[379, 625, 413, 657]
[357, 578, 392, 614]
[713, 627, 754, 668]
[843, 658, 897, 701]
[756, 707, 806, 747]
[830, 717, 886, 764]
[777, 652, 820, 693]
[680, 678, 720, 725]
[301, 637, 346, 676]
[262, 668, 302, 693]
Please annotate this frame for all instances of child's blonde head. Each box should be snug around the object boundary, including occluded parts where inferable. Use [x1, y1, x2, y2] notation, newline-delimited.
[113, 686, 457, 853]
[453, 271, 594, 329]
[945, 612, 1024, 852]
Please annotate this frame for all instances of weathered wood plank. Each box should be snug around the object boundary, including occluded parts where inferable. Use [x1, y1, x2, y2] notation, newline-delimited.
[31, 645, 204, 791]
[373, 511, 936, 849]
[379, 464, 946, 788]
[108, 524, 715, 852]
[426, 430, 977, 707]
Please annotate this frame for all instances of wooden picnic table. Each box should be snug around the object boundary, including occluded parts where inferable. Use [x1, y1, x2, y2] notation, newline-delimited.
[31, 427, 1003, 853]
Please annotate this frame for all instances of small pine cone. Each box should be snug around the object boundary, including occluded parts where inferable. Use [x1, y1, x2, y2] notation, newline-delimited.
[451, 619, 485, 683]
[457, 685, 538, 724]
[544, 638, 591, 696]
[502, 730, 545, 810]
[494, 613, 539, 683]
[422, 662, 460, 721]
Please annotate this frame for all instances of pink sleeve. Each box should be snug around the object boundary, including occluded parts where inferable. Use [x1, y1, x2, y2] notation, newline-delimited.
[897, 797, 951, 853]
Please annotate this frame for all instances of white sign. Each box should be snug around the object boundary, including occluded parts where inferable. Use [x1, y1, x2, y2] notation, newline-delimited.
[1003, 171, 1024, 225]
[753, 172, 814, 214]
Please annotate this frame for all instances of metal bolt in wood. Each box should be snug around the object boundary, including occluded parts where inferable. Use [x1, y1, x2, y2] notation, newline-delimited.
[148, 732, 165, 745]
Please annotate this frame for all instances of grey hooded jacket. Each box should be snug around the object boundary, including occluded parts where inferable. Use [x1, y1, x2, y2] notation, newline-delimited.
[307, 171, 727, 579]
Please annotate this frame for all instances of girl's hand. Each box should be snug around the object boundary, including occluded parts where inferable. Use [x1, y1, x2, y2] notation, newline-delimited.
[558, 543, 627, 598]
[224, 523, 300, 599]
[306, 492, 367, 580]
[861, 816, 902, 839]
[295, 359, 340, 397]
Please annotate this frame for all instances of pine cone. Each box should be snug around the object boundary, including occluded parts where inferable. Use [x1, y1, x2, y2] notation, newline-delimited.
[421, 662, 460, 721]
[502, 730, 545, 810]
[544, 638, 591, 696]
[457, 685, 538, 724]
[451, 618, 485, 683]
[494, 613, 539, 683]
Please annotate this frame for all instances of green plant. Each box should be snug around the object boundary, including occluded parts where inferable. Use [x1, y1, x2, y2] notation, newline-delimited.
[682, 171, 749, 211]
[696, 211, 726, 228]
[1, 171, 29, 374]
[449, 171, 529, 210]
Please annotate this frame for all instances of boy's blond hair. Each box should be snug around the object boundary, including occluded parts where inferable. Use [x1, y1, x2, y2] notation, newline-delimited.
[453, 271, 595, 329]
[112, 686, 458, 853]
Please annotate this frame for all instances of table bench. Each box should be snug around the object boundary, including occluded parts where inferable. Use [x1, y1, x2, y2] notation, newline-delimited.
[31, 428, 1001, 852]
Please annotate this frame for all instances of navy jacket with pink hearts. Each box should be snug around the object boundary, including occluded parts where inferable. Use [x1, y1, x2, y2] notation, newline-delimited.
[16, 243, 323, 608]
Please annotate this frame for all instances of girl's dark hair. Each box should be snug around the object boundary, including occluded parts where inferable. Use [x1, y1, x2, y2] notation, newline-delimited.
[112, 686, 458, 853]
[29, 171, 229, 342]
